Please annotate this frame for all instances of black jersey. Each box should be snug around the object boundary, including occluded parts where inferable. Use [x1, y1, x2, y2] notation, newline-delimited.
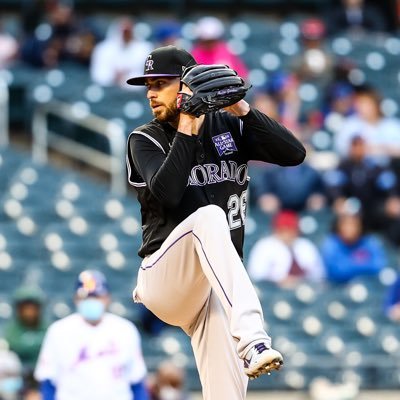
[127, 108, 306, 258]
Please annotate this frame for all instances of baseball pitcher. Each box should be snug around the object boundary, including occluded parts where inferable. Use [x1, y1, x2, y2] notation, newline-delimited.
[126, 45, 306, 400]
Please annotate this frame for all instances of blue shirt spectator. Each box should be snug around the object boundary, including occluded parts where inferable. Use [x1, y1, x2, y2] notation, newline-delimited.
[321, 212, 387, 283]
[384, 276, 400, 321]
[257, 162, 326, 213]
[326, 0, 388, 36]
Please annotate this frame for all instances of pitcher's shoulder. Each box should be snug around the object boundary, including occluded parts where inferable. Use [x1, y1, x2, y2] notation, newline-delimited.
[129, 119, 164, 137]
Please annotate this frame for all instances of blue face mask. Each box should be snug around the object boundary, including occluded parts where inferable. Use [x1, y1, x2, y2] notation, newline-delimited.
[0, 376, 23, 394]
[77, 298, 105, 322]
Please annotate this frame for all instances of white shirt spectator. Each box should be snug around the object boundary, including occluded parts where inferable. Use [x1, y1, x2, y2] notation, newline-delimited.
[35, 313, 147, 400]
[90, 19, 153, 88]
[0, 32, 18, 67]
[247, 235, 325, 283]
[335, 115, 400, 163]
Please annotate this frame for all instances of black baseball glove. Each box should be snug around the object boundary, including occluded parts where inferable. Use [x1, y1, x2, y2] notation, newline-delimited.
[177, 64, 251, 117]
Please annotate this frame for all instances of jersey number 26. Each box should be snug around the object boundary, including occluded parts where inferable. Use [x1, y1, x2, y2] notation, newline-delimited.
[227, 190, 247, 230]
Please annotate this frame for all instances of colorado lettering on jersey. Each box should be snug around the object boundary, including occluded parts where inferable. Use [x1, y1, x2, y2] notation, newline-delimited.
[188, 161, 248, 186]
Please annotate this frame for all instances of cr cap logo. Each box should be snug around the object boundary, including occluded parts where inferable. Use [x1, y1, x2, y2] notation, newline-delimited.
[145, 55, 154, 72]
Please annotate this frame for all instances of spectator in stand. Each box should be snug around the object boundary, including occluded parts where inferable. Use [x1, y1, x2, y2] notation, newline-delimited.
[335, 87, 400, 163]
[247, 210, 325, 287]
[323, 82, 355, 136]
[191, 16, 248, 78]
[325, 135, 400, 245]
[265, 72, 302, 135]
[34, 270, 149, 400]
[257, 162, 326, 214]
[375, 0, 398, 32]
[147, 360, 190, 400]
[326, 0, 387, 36]
[384, 274, 400, 321]
[4, 286, 48, 372]
[250, 71, 321, 144]
[21, 0, 53, 36]
[21, 0, 98, 67]
[292, 18, 334, 86]
[90, 17, 153, 88]
[21, 0, 43, 34]
[0, 348, 23, 400]
[22, 383, 42, 400]
[153, 21, 182, 47]
[320, 212, 387, 283]
[0, 21, 18, 67]
[250, 90, 280, 122]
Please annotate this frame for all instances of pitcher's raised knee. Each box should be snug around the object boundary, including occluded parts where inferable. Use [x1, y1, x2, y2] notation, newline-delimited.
[195, 205, 228, 226]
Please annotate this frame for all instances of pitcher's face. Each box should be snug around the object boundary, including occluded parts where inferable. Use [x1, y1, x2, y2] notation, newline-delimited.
[146, 77, 181, 123]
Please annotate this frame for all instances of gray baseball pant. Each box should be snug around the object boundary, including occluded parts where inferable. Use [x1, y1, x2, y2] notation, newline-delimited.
[133, 205, 271, 400]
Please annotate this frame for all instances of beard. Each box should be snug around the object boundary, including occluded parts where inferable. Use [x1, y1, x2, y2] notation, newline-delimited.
[152, 100, 180, 124]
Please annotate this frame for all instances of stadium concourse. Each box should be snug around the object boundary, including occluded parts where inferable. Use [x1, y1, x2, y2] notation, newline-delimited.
[1, 2, 400, 398]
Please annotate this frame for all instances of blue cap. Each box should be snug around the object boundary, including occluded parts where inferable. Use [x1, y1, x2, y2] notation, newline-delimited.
[155, 22, 181, 42]
[75, 270, 109, 298]
[330, 83, 354, 100]
[267, 72, 294, 95]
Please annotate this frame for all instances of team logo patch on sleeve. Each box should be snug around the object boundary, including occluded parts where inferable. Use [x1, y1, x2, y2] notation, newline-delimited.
[212, 132, 238, 156]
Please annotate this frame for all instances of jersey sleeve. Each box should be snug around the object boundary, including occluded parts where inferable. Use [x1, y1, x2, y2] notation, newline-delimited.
[239, 107, 306, 165]
[129, 131, 197, 208]
[34, 324, 59, 383]
[127, 323, 147, 384]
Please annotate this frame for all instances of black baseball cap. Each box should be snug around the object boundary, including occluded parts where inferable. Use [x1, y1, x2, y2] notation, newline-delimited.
[126, 45, 196, 86]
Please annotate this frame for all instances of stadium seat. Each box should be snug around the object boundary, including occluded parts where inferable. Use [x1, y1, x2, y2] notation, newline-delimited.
[0, 265, 26, 294]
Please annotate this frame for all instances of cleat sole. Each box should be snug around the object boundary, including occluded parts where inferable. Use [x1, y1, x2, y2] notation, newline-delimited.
[246, 357, 283, 380]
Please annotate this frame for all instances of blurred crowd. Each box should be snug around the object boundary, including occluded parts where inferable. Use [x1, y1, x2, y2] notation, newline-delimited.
[1, 0, 400, 398]
[0, 0, 397, 82]
[0, 271, 190, 400]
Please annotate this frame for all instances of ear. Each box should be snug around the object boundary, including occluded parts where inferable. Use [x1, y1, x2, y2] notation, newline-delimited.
[103, 295, 111, 307]
[73, 295, 80, 306]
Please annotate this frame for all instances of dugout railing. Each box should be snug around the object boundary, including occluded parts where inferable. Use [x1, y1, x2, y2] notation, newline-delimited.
[0, 77, 9, 147]
[32, 100, 127, 195]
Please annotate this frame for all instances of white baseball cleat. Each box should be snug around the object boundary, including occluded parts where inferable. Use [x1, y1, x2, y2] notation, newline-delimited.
[243, 342, 283, 380]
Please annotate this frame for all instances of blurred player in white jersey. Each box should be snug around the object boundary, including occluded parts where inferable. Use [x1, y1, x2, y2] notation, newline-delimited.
[34, 270, 149, 400]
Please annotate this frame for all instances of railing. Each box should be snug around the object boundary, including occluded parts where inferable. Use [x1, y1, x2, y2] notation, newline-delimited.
[0, 77, 9, 147]
[32, 100, 127, 195]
